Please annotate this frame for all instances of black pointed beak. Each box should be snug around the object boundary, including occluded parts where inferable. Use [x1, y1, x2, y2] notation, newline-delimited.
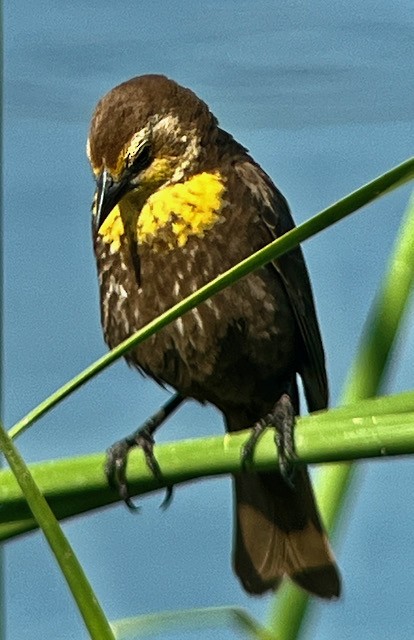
[94, 169, 133, 232]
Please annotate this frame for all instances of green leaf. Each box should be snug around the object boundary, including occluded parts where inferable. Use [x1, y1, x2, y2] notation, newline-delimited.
[112, 607, 274, 640]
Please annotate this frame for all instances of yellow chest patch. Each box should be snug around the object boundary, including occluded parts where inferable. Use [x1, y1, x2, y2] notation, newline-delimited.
[98, 206, 125, 252]
[97, 171, 226, 253]
[137, 171, 226, 250]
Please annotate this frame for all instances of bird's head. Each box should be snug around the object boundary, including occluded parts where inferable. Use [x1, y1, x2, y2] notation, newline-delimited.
[87, 75, 218, 232]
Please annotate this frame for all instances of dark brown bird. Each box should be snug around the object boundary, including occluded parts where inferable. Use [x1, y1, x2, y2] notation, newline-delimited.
[87, 74, 340, 598]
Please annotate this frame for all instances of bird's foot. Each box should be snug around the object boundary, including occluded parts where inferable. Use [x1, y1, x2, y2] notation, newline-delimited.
[105, 395, 183, 509]
[241, 393, 297, 487]
[105, 425, 173, 511]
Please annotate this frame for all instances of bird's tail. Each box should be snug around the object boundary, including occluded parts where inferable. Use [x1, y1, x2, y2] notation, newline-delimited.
[233, 468, 340, 598]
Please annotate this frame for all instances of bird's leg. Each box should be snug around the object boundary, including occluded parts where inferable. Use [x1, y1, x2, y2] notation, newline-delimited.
[105, 393, 184, 510]
[241, 393, 297, 487]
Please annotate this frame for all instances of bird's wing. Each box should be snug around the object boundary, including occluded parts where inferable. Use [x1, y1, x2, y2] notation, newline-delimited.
[235, 158, 328, 412]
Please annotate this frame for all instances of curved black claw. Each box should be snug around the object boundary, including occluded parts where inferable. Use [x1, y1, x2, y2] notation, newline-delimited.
[105, 428, 173, 511]
[241, 416, 270, 470]
[241, 393, 297, 487]
[134, 429, 174, 508]
[159, 485, 174, 510]
[105, 394, 184, 510]
[105, 437, 141, 510]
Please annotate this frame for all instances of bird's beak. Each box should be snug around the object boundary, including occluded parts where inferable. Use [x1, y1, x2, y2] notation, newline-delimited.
[94, 169, 133, 232]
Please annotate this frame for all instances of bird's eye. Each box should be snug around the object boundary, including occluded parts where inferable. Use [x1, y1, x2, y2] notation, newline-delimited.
[127, 143, 152, 173]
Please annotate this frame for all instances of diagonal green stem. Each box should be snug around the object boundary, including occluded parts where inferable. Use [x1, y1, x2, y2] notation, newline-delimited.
[0, 424, 115, 639]
[267, 190, 414, 638]
[8, 158, 414, 440]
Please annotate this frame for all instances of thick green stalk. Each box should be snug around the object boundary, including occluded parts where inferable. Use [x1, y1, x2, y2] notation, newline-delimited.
[268, 191, 414, 638]
[0, 424, 115, 639]
[8, 158, 414, 440]
[1, 402, 414, 541]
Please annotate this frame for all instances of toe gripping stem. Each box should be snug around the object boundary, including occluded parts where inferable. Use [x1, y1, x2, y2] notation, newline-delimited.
[105, 393, 184, 510]
[241, 393, 297, 487]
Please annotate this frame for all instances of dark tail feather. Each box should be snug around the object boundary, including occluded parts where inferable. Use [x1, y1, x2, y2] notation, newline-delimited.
[233, 469, 340, 598]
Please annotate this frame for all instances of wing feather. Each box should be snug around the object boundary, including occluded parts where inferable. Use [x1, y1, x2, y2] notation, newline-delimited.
[235, 158, 328, 411]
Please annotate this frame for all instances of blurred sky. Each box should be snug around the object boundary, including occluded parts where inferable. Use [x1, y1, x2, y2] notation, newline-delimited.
[3, 1, 414, 639]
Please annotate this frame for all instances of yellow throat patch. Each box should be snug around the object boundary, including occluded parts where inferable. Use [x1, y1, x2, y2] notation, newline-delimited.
[98, 171, 226, 253]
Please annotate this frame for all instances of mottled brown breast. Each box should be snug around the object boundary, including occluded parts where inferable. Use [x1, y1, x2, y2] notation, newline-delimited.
[93, 140, 301, 412]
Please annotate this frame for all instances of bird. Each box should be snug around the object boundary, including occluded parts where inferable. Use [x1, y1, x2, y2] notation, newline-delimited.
[87, 74, 340, 598]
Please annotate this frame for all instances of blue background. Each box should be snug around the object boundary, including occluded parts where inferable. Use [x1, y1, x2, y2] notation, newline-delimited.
[4, 1, 414, 638]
